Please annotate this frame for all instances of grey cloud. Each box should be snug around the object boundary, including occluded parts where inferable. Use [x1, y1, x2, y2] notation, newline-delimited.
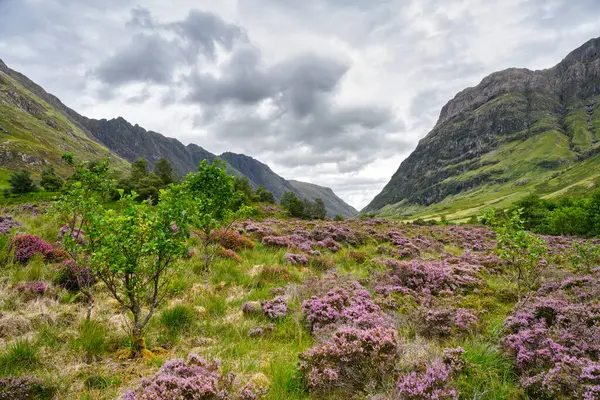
[94, 34, 178, 85]
[92, 8, 246, 87]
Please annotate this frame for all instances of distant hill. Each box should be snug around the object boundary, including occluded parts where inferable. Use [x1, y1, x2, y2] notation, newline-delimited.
[364, 37, 600, 219]
[0, 59, 357, 217]
[289, 180, 358, 218]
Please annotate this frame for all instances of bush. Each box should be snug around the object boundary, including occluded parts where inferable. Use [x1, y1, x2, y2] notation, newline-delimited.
[283, 253, 307, 266]
[0, 216, 20, 236]
[219, 247, 241, 263]
[212, 229, 255, 251]
[0, 340, 38, 375]
[9, 171, 37, 195]
[40, 166, 63, 192]
[160, 305, 196, 335]
[72, 320, 107, 362]
[415, 307, 478, 338]
[299, 326, 398, 395]
[123, 354, 265, 400]
[14, 281, 47, 297]
[396, 359, 458, 399]
[11, 234, 54, 264]
[53, 259, 94, 291]
[502, 275, 600, 399]
[262, 296, 288, 319]
[0, 376, 55, 400]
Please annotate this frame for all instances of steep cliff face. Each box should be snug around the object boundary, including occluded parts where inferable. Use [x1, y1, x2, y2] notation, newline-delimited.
[365, 37, 600, 217]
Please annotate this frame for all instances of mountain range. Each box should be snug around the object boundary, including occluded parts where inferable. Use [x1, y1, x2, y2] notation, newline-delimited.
[365, 37, 600, 220]
[0, 59, 357, 217]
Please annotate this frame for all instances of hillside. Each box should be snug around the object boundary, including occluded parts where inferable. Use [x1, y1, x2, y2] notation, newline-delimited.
[364, 37, 600, 219]
[0, 60, 129, 182]
[0, 59, 356, 217]
[288, 180, 358, 218]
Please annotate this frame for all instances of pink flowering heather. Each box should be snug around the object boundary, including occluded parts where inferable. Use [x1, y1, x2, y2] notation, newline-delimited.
[299, 326, 399, 395]
[57, 225, 85, 245]
[396, 360, 458, 400]
[284, 253, 308, 266]
[53, 259, 94, 291]
[0, 376, 55, 399]
[302, 285, 391, 331]
[262, 296, 288, 319]
[0, 216, 20, 236]
[503, 275, 600, 399]
[11, 234, 55, 263]
[316, 237, 342, 252]
[123, 354, 234, 400]
[373, 258, 482, 300]
[15, 281, 48, 296]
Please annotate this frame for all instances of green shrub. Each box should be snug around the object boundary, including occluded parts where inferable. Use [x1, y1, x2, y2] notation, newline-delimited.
[71, 320, 107, 362]
[0, 340, 38, 375]
[160, 305, 196, 335]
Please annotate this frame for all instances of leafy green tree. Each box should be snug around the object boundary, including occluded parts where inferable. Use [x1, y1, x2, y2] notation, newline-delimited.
[9, 170, 37, 194]
[40, 166, 64, 192]
[87, 189, 191, 356]
[480, 208, 547, 301]
[53, 155, 115, 320]
[313, 198, 327, 220]
[255, 186, 275, 204]
[281, 191, 304, 218]
[232, 176, 255, 208]
[183, 160, 254, 275]
[130, 158, 148, 183]
[516, 193, 552, 231]
[154, 157, 176, 186]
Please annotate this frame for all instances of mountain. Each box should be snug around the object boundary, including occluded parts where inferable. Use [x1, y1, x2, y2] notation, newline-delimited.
[0, 59, 357, 217]
[365, 37, 600, 219]
[0, 60, 129, 178]
[288, 180, 358, 218]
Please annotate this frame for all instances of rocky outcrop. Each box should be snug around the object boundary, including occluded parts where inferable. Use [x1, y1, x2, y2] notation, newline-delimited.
[364, 37, 600, 214]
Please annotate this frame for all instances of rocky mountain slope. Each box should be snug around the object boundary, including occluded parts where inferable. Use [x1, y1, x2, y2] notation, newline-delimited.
[289, 180, 358, 218]
[364, 37, 600, 219]
[0, 59, 356, 217]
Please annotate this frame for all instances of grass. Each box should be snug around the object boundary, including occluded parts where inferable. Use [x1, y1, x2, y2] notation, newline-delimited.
[0, 339, 39, 376]
[71, 320, 108, 362]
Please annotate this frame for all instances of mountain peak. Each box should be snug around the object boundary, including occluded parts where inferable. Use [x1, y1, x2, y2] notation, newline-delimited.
[0, 59, 7, 73]
[365, 36, 600, 217]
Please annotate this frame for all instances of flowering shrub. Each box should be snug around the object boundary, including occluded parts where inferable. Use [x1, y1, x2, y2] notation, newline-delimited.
[316, 237, 342, 252]
[53, 259, 94, 291]
[415, 307, 478, 338]
[212, 229, 255, 251]
[0, 216, 20, 235]
[299, 326, 398, 395]
[12, 234, 54, 263]
[57, 225, 85, 245]
[302, 286, 390, 331]
[396, 360, 458, 399]
[0, 376, 55, 400]
[502, 275, 600, 399]
[219, 247, 241, 263]
[262, 296, 288, 319]
[373, 258, 482, 300]
[241, 301, 262, 315]
[123, 354, 234, 399]
[15, 281, 48, 296]
[284, 253, 308, 266]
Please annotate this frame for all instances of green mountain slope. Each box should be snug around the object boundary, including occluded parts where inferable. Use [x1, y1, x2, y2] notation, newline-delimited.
[288, 180, 358, 218]
[364, 37, 600, 219]
[0, 60, 129, 182]
[0, 59, 357, 216]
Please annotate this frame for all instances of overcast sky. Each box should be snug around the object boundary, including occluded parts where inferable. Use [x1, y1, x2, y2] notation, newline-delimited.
[0, 0, 598, 209]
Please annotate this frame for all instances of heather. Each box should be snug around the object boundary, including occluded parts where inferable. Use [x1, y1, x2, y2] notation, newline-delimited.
[0, 196, 594, 399]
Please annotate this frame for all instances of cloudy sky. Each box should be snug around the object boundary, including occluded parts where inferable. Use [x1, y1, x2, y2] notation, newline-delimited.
[0, 0, 598, 209]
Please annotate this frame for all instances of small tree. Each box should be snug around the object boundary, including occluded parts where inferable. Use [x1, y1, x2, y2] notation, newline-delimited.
[480, 208, 547, 301]
[87, 189, 191, 356]
[40, 166, 63, 192]
[154, 157, 176, 186]
[313, 198, 326, 220]
[255, 186, 275, 204]
[52, 156, 114, 320]
[281, 191, 304, 218]
[9, 170, 37, 194]
[183, 160, 253, 278]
